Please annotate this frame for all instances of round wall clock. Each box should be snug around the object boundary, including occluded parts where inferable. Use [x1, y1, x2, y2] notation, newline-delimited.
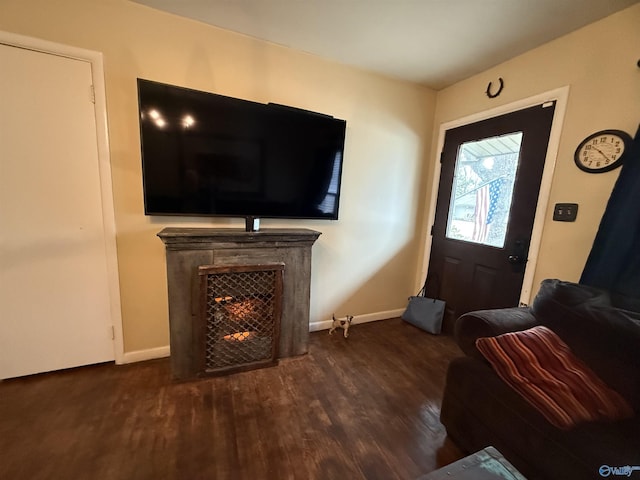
[574, 129, 632, 173]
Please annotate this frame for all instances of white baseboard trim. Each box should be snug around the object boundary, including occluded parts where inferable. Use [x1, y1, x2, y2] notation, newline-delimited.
[309, 308, 404, 332]
[118, 345, 170, 365]
[117, 309, 404, 364]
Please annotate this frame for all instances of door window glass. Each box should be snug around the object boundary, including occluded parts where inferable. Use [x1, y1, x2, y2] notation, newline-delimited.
[445, 132, 523, 248]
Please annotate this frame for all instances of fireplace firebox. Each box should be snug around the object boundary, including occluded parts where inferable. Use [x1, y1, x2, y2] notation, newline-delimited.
[198, 263, 283, 376]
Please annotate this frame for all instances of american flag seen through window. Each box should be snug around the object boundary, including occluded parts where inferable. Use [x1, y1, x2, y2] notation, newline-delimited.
[472, 177, 505, 243]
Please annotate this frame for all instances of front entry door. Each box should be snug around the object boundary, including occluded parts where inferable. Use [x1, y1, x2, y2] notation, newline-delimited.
[427, 102, 556, 330]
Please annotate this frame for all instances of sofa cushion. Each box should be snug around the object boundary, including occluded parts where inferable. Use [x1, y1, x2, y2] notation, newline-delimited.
[531, 279, 640, 411]
[454, 307, 539, 361]
[531, 279, 611, 310]
[476, 326, 634, 430]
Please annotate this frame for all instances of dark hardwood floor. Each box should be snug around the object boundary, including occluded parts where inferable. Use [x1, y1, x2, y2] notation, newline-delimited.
[0, 318, 465, 480]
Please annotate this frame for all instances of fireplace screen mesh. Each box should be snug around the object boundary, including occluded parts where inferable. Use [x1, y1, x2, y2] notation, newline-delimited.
[199, 264, 283, 374]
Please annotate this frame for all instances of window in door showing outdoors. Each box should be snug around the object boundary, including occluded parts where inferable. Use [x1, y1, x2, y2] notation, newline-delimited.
[445, 132, 523, 248]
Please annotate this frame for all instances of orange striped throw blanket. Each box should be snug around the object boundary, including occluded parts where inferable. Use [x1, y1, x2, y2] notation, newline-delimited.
[476, 326, 634, 430]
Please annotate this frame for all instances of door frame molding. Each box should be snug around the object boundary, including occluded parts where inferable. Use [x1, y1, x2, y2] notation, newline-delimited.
[0, 30, 125, 364]
[421, 86, 570, 306]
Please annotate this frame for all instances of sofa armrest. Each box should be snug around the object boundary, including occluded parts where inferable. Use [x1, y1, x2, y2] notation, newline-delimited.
[455, 307, 539, 360]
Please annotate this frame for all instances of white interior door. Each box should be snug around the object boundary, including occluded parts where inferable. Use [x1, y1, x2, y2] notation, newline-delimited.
[0, 43, 115, 378]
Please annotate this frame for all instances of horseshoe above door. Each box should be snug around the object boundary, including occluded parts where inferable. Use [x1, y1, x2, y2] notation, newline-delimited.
[486, 78, 504, 98]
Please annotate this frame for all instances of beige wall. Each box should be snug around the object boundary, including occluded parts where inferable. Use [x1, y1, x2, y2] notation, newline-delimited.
[2, 0, 638, 355]
[424, 4, 640, 302]
[0, 0, 436, 353]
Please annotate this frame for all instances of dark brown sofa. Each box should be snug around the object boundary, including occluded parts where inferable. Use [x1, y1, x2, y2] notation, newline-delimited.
[440, 279, 640, 480]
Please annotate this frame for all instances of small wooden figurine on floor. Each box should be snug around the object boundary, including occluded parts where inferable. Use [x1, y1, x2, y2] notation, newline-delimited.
[329, 314, 354, 338]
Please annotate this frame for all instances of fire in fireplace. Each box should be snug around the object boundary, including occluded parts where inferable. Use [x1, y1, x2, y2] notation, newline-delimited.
[198, 263, 284, 376]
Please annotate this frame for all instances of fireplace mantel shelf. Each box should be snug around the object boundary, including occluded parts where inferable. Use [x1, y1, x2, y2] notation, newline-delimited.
[158, 227, 321, 249]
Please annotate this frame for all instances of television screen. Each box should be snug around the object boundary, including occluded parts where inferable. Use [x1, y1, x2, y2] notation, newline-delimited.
[137, 79, 346, 220]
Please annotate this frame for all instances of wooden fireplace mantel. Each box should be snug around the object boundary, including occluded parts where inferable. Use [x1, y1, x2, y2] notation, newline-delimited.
[157, 227, 321, 379]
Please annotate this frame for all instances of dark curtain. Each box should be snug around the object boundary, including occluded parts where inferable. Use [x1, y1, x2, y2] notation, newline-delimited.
[580, 123, 640, 305]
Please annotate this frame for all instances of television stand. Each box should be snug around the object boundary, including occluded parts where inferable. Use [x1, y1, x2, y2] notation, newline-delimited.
[245, 216, 260, 232]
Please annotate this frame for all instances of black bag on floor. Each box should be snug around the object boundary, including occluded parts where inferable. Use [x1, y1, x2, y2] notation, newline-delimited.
[401, 274, 445, 334]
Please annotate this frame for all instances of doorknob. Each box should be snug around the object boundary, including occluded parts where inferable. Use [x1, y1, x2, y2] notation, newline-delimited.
[508, 255, 522, 264]
[508, 238, 529, 269]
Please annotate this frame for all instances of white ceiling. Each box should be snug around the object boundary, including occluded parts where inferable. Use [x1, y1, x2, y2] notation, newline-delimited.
[132, 0, 639, 90]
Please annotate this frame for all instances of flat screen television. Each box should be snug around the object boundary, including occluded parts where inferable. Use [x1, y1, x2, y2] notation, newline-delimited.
[137, 79, 346, 224]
